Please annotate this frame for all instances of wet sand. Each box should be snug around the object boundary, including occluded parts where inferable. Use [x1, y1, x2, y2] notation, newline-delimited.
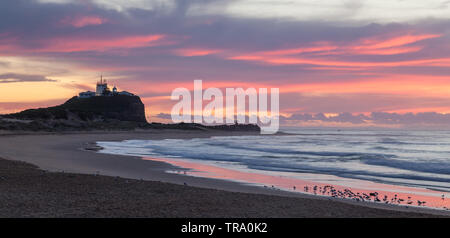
[0, 130, 448, 217]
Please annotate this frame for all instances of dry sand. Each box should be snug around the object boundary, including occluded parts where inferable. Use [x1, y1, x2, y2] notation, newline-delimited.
[0, 129, 448, 217]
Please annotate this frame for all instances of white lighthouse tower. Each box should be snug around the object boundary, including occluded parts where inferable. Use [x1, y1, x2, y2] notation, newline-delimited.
[78, 74, 134, 98]
[96, 74, 108, 96]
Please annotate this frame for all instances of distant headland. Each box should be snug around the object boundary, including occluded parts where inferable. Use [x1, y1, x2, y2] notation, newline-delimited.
[0, 76, 260, 132]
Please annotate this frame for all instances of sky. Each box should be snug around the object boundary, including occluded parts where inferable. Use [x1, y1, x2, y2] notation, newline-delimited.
[1, 0, 450, 128]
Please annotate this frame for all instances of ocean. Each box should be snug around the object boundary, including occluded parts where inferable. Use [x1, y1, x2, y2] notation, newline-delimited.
[97, 128, 450, 210]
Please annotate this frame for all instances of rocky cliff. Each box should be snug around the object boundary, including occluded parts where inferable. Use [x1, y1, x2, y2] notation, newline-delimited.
[5, 95, 147, 123]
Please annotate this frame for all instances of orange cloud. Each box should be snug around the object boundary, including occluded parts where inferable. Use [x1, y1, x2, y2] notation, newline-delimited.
[352, 46, 423, 55]
[173, 48, 222, 57]
[0, 98, 68, 114]
[281, 74, 450, 97]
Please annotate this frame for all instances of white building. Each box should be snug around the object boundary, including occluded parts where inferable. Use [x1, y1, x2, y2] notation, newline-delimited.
[79, 91, 95, 98]
[78, 75, 135, 98]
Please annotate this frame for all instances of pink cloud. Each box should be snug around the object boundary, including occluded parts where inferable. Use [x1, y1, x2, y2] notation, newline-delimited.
[227, 33, 447, 68]
[61, 15, 107, 28]
[41, 34, 166, 52]
[258, 44, 337, 56]
[0, 32, 169, 54]
[353, 34, 441, 50]
[172, 48, 222, 57]
[350, 46, 423, 55]
[228, 53, 450, 67]
[227, 33, 441, 66]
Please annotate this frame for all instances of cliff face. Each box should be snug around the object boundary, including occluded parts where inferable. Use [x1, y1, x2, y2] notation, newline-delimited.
[63, 95, 147, 122]
[6, 95, 147, 123]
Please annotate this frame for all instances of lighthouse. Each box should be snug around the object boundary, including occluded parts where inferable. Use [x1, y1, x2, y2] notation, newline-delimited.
[78, 74, 135, 98]
[96, 74, 108, 96]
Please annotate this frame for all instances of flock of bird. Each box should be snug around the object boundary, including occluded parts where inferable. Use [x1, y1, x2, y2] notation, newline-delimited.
[302, 184, 449, 210]
[303, 185, 426, 206]
[265, 183, 449, 211]
[176, 169, 449, 211]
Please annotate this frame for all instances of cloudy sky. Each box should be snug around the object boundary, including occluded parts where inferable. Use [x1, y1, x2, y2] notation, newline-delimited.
[1, 0, 450, 127]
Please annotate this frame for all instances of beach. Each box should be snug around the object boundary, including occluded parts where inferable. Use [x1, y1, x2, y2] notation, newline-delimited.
[0, 130, 448, 217]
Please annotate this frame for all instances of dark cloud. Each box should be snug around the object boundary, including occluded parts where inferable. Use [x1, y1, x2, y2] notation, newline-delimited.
[370, 112, 450, 125]
[156, 110, 450, 127]
[283, 112, 450, 126]
[0, 73, 56, 83]
[155, 112, 172, 119]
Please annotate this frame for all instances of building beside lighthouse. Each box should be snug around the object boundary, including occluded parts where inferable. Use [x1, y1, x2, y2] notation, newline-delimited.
[78, 91, 96, 98]
[78, 75, 135, 98]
